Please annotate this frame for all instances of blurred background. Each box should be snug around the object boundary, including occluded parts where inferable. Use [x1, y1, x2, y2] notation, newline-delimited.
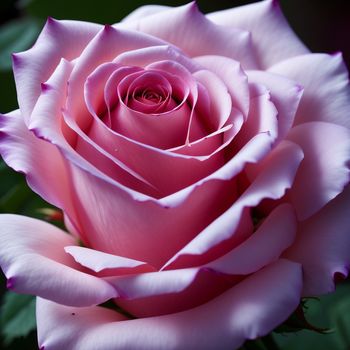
[0, 0, 349, 349]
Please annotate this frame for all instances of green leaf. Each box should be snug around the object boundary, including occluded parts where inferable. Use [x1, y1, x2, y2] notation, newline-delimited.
[0, 292, 36, 345]
[329, 292, 350, 349]
[0, 70, 17, 112]
[0, 17, 42, 71]
[273, 282, 350, 350]
[0, 180, 33, 213]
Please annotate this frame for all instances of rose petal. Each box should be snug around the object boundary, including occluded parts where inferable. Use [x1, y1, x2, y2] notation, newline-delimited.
[65, 246, 156, 275]
[287, 121, 350, 220]
[0, 215, 116, 306]
[37, 259, 302, 350]
[247, 70, 303, 143]
[284, 185, 350, 295]
[66, 24, 165, 123]
[192, 69, 232, 131]
[168, 108, 244, 158]
[194, 55, 249, 118]
[234, 83, 278, 147]
[29, 58, 159, 198]
[66, 162, 238, 268]
[206, 203, 296, 274]
[207, 0, 309, 68]
[164, 140, 304, 269]
[12, 18, 101, 124]
[120, 2, 258, 69]
[268, 53, 350, 129]
[114, 45, 200, 73]
[85, 115, 227, 196]
[100, 203, 297, 317]
[0, 109, 77, 224]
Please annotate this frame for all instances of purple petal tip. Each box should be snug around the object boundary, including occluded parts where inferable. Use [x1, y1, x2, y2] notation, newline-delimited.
[6, 277, 14, 289]
[104, 24, 113, 32]
[296, 84, 304, 93]
[41, 82, 51, 92]
[11, 53, 21, 65]
[47, 16, 57, 25]
[330, 51, 343, 59]
[188, 1, 199, 13]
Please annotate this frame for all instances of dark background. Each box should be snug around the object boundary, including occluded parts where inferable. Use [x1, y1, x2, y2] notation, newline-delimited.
[0, 0, 349, 349]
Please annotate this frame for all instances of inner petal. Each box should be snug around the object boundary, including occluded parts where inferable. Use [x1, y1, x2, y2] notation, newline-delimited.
[104, 66, 198, 149]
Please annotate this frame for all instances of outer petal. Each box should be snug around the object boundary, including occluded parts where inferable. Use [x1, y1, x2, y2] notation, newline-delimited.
[67, 162, 238, 268]
[12, 18, 101, 124]
[100, 204, 297, 317]
[0, 110, 76, 219]
[268, 53, 350, 129]
[164, 140, 304, 269]
[194, 55, 250, 118]
[37, 259, 302, 350]
[65, 246, 156, 275]
[287, 122, 350, 220]
[120, 2, 258, 69]
[284, 185, 350, 296]
[207, 0, 309, 68]
[246, 70, 303, 143]
[0, 215, 116, 306]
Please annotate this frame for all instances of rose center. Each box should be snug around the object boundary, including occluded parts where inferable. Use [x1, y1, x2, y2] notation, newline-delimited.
[133, 86, 167, 106]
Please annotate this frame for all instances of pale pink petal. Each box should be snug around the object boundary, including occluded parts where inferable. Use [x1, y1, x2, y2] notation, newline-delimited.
[67, 110, 160, 197]
[114, 45, 200, 73]
[12, 18, 101, 124]
[66, 25, 164, 123]
[194, 55, 249, 118]
[168, 109, 244, 158]
[287, 122, 350, 220]
[284, 185, 350, 296]
[121, 2, 258, 69]
[206, 203, 297, 274]
[207, 0, 309, 69]
[192, 69, 232, 130]
[158, 131, 274, 208]
[247, 70, 303, 142]
[0, 215, 116, 306]
[28, 58, 158, 198]
[37, 259, 302, 350]
[268, 53, 350, 129]
[102, 204, 297, 317]
[121, 5, 171, 23]
[83, 61, 121, 123]
[29, 58, 73, 141]
[164, 140, 303, 269]
[66, 162, 238, 268]
[65, 246, 156, 275]
[111, 100, 193, 149]
[103, 65, 143, 126]
[86, 117, 226, 197]
[0, 109, 76, 221]
[234, 83, 278, 148]
[29, 104, 272, 270]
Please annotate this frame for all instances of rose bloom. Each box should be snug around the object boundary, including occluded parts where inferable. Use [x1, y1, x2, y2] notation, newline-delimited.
[0, 0, 350, 349]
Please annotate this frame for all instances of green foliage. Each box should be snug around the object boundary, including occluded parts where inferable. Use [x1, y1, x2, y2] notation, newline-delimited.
[0, 292, 36, 346]
[0, 17, 42, 71]
[273, 282, 350, 350]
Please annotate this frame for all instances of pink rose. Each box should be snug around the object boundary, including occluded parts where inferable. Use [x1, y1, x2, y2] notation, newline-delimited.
[1, 1, 350, 349]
